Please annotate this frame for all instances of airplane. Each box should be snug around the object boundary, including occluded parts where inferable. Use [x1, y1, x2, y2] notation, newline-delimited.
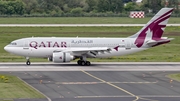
[4, 8, 174, 66]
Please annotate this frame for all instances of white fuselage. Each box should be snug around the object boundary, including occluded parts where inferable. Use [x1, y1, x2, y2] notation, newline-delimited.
[4, 37, 148, 58]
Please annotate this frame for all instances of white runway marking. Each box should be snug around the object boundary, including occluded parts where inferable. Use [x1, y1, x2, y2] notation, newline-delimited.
[75, 95, 180, 98]
[0, 67, 9, 68]
[0, 62, 180, 71]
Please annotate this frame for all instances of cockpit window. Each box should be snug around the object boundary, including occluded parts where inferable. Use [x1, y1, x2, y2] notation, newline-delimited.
[10, 42, 17, 45]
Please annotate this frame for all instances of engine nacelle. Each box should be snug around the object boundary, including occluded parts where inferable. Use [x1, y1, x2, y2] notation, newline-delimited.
[53, 52, 74, 63]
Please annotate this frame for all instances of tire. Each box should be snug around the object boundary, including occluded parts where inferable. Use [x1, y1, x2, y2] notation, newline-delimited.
[86, 61, 91, 66]
[77, 60, 82, 65]
[81, 61, 86, 66]
[26, 61, 31, 65]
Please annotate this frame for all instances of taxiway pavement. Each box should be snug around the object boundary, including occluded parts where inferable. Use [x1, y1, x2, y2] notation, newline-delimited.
[0, 62, 180, 101]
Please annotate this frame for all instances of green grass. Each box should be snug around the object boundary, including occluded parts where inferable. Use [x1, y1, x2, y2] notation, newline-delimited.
[0, 17, 179, 24]
[167, 73, 180, 82]
[0, 26, 180, 62]
[0, 74, 45, 100]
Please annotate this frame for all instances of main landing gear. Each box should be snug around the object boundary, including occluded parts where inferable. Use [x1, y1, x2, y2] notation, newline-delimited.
[77, 56, 91, 66]
[77, 60, 91, 66]
[26, 57, 31, 65]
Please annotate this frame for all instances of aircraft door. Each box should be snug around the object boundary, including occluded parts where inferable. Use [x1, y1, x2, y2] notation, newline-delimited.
[23, 41, 31, 56]
[68, 42, 71, 48]
[125, 40, 131, 50]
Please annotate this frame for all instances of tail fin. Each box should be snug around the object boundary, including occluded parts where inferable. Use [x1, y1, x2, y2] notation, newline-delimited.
[129, 8, 174, 48]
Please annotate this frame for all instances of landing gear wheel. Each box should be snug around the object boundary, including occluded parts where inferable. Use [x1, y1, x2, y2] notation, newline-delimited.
[26, 61, 31, 65]
[77, 60, 91, 66]
[77, 60, 82, 65]
[81, 61, 86, 66]
[86, 61, 91, 66]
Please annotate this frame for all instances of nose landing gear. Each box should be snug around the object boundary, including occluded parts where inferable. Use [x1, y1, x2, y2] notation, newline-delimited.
[26, 57, 31, 65]
[26, 60, 31, 65]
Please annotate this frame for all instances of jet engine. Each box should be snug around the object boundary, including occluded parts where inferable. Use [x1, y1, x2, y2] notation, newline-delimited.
[53, 52, 74, 63]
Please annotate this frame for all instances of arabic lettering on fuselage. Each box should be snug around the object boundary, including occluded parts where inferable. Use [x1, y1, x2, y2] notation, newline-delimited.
[71, 40, 93, 44]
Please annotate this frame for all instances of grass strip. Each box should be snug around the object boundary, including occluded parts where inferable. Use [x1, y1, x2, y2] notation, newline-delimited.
[0, 17, 179, 24]
[0, 74, 45, 99]
[167, 73, 180, 82]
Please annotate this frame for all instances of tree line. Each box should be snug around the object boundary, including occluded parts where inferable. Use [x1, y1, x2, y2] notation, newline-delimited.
[0, 0, 179, 17]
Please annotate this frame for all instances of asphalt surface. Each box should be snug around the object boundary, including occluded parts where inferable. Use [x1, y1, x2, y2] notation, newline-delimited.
[0, 62, 180, 101]
[0, 62, 180, 71]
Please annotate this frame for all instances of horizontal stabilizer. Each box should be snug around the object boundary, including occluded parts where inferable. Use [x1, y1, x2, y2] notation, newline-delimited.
[147, 38, 174, 46]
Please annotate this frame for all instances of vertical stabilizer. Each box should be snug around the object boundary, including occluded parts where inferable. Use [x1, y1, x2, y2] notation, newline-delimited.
[129, 8, 173, 48]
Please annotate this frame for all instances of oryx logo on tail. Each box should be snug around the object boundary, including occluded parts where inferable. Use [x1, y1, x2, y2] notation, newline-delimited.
[130, 8, 173, 48]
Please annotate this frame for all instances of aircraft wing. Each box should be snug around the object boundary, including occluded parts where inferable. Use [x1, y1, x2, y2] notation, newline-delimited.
[146, 38, 174, 46]
[57, 47, 111, 57]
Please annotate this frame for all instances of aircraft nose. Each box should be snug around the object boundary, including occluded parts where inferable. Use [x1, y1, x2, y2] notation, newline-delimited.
[4, 45, 20, 55]
[4, 45, 10, 52]
[4, 46, 7, 51]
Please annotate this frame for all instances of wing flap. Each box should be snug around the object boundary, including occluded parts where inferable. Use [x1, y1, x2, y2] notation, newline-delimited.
[60, 47, 111, 57]
[62, 47, 110, 52]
